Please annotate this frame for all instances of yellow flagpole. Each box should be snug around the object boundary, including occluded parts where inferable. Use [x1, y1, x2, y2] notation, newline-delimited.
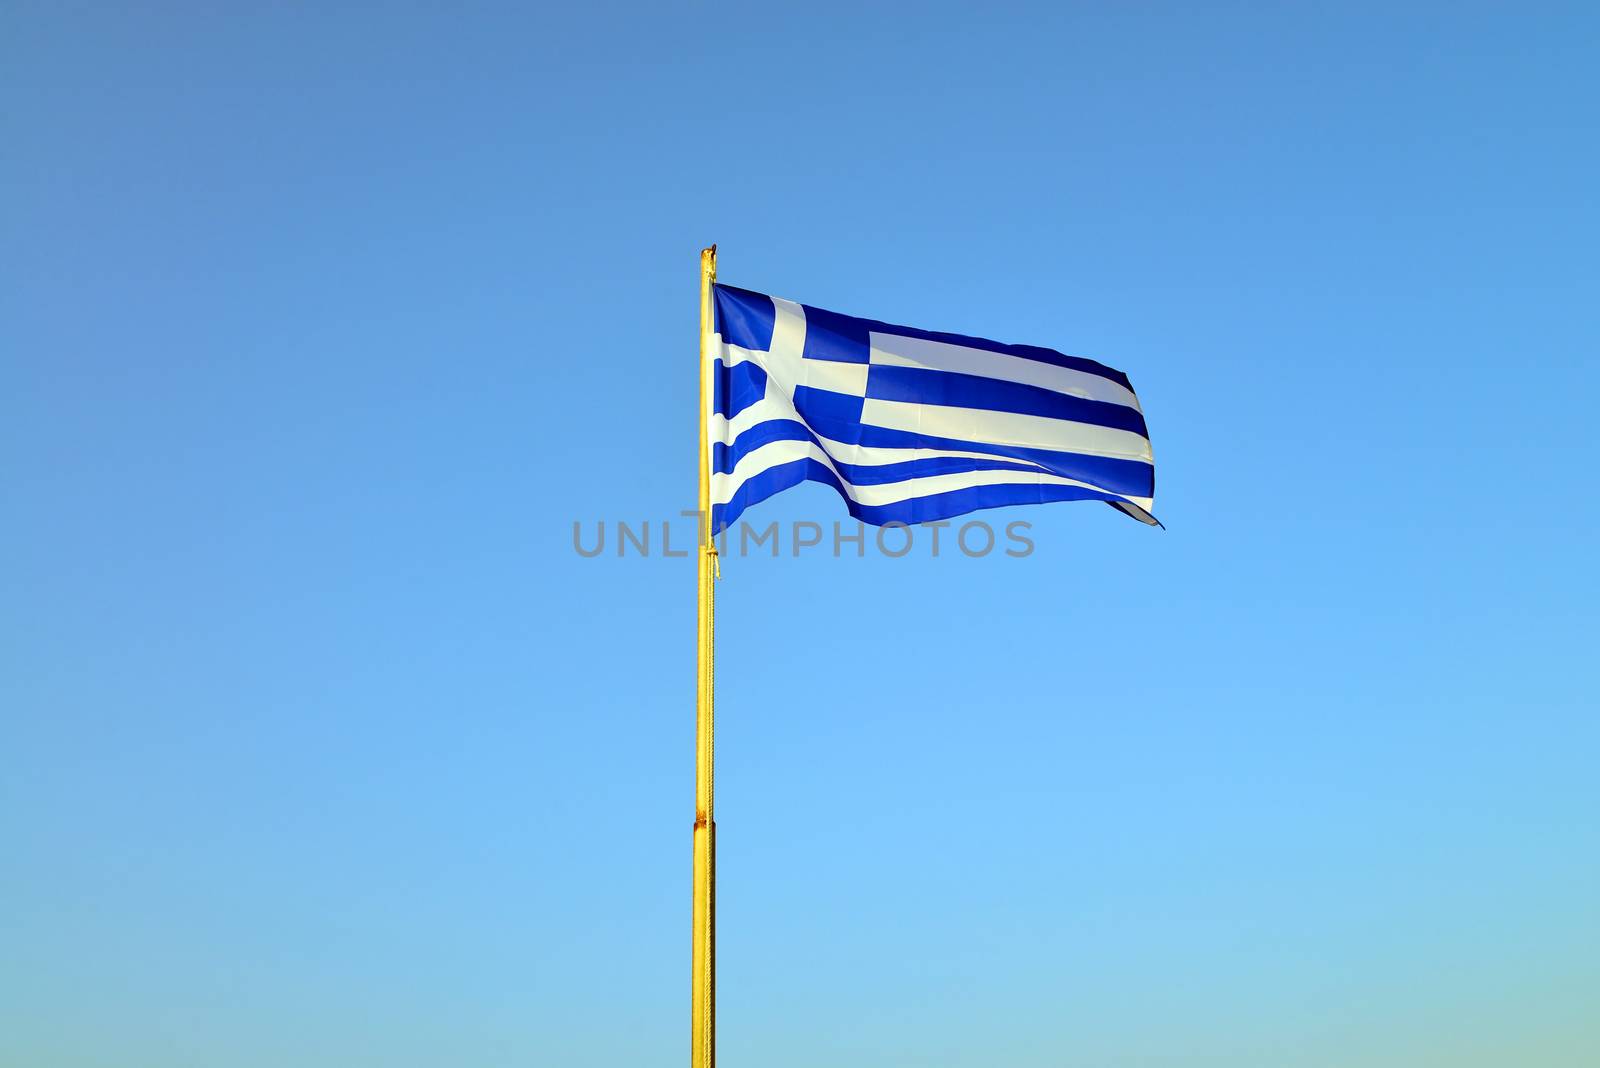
[691, 244, 718, 1068]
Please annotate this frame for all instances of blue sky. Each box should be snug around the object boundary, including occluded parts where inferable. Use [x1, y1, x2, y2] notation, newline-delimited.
[4, 4, 1598, 1065]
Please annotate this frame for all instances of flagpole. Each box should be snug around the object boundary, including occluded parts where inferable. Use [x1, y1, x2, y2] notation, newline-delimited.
[691, 243, 718, 1068]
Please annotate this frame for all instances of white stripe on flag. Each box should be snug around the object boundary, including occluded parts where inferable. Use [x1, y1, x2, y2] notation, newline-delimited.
[868, 333, 1142, 410]
[811, 432, 1051, 473]
[861, 397, 1154, 462]
[713, 403, 1065, 477]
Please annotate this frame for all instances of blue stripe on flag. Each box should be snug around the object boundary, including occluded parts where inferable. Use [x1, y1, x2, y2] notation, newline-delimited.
[865, 365, 1149, 436]
[712, 458, 1138, 534]
[851, 424, 1153, 498]
[713, 358, 768, 419]
[713, 420, 1063, 486]
[835, 454, 1049, 486]
[712, 419, 812, 474]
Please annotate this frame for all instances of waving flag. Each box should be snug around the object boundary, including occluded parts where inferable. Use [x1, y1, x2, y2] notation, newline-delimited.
[688, 251, 1161, 1068]
[710, 285, 1158, 534]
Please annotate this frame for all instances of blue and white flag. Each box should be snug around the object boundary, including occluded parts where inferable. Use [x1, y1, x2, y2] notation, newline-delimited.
[710, 285, 1158, 534]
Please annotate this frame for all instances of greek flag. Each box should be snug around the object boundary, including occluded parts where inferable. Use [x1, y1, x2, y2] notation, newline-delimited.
[710, 285, 1158, 534]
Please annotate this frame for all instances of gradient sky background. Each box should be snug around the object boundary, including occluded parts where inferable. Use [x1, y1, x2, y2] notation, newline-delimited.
[5, 4, 1598, 1066]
